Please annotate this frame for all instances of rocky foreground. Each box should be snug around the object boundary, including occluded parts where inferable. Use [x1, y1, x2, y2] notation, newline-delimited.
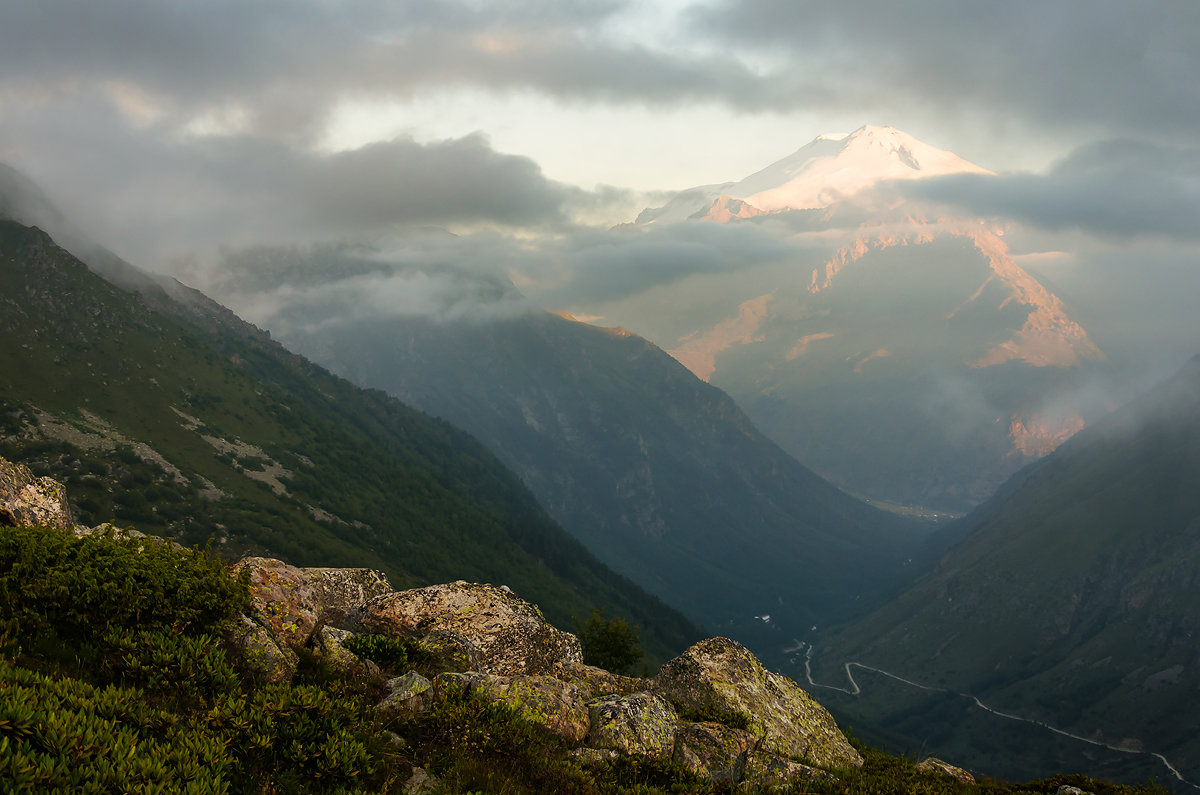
[1, 454, 871, 790]
[227, 555, 863, 789]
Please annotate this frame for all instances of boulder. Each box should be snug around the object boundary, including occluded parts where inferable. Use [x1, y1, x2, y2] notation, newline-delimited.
[653, 637, 862, 770]
[419, 629, 482, 674]
[744, 751, 838, 787]
[0, 457, 73, 529]
[230, 556, 392, 648]
[917, 757, 975, 784]
[585, 692, 678, 758]
[227, 615, 298, 684]
[313, 625, 372, 676]
[305, 566, 394, 627]
[435, 671, 591, 743]
[671, 721, 757, 783]
[404, 766, 437, 795]
[557, 660, 647, 700]
[353, 581, 582, 676]
[378, 671, 433, 717]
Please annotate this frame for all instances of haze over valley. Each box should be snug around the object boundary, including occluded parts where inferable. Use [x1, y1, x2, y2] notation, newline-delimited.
[2, 1, 1199, 789]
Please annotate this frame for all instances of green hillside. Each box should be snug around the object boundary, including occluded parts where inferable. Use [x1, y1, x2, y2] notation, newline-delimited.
[271, 304, 932, 648]
[810, 356, 1200, 785]
[0, 219, 700, 663]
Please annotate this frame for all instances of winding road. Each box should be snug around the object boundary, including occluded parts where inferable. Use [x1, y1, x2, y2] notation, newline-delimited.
[799, 644, 1197, 790]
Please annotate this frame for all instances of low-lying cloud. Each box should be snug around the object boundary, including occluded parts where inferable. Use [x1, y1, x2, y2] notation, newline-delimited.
[898, 139, 1200, 240]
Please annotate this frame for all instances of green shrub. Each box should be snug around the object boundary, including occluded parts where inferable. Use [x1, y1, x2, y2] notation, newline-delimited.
[343, 633, 421, 673]
[0, 657, 232, 793]
[573, 608, 645, 675]
[0, 525, 250, 652]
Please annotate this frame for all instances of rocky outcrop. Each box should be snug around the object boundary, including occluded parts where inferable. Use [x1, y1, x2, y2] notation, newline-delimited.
[585, 692, 678, 758]
[672, 721, 758, 782]
[557, 660, 646, 700]
[653, 636, 863, 770]
[351, 581, 583, 676]
[917, 757, 975, 784]
[744, 752, 838, 787]
[231, 556, 393, 648]
[378, 672, 433, 718]
[0, 456, 73, 529]
[227, 615, 299, 684]
[226, 564, 862, 789]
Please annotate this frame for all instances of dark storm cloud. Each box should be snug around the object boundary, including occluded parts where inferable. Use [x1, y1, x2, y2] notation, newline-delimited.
[899, 139, 1200, 239]
[3, 0, 1197, 145]
[692, 0, 1200, 138]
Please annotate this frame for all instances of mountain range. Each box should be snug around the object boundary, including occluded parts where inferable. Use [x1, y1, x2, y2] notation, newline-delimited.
[578, 125, 1112, 513]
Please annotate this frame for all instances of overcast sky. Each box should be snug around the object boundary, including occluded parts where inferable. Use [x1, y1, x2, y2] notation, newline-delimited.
[1, 0, 1198, 351]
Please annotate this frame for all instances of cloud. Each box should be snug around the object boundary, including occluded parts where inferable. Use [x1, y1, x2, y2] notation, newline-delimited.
[0, 91, 618, 265]
[544, 221, 800, 304]
[690, 0, 1200, 141]
[198, 211, 808, 338]
[209, 235, 533, 334]
[898, 139, 1200, 240]
[0, 0, 823, 145]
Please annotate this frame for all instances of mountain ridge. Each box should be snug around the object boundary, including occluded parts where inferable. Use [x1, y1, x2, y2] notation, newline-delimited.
[0, 215, 701, 662]
[810, 353, 1200, 784]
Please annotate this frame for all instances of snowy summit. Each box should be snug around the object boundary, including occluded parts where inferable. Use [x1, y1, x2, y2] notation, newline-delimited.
[636, 125, 993, 225]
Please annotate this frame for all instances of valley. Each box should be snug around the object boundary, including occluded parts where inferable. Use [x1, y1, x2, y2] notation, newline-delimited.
[2, 116, 1197, 790]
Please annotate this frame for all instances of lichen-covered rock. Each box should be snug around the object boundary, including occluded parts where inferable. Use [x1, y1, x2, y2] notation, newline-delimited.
[305, 566, 394, 626]
[230, 558, 321, 647]
[353, 581, 582, 676]
[585, 692, 678, 758]
[671, 721, 757, 783]
[918, 757, 975, 783]
[744, 750, 838, 787]
[314, 626, 372, 676]
[227, 615, 298, 684]
[419, 629, 482, 674]
[653, 637, 861, 770]
[378, 671, 433, 717]
[0, 456, 73, 529]
[404, 766, 438, 795]
[435, 671, 590, 742]
[230, 556, 392, 648]
[558, 660, 647, 700]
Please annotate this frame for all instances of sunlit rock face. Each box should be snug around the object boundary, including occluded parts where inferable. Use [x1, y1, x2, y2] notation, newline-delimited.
[351, 580, 584, 677]
[0, 456, 74, 529]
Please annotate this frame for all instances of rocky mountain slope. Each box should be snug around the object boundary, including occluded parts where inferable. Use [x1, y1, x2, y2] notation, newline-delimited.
[810, 355, 1200, 785]
[583, 125, 1110, 513]
[0, 217, 700, 662]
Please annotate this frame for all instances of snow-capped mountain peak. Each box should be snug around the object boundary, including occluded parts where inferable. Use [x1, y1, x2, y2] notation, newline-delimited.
[636, 124, 992, 225]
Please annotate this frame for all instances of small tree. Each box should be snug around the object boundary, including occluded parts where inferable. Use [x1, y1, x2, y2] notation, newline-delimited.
[573, 608, 644, 675]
